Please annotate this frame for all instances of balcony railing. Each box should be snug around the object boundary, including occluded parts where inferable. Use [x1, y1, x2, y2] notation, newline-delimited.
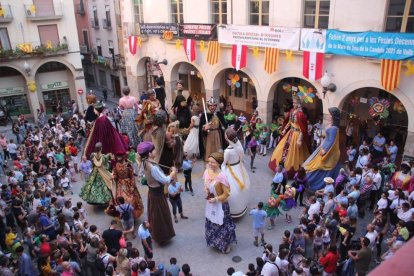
[102, 18, 112, 30]
[24, 0, 63, 21]
[91, 54, 123, 70]
[91, 18, 99, 29]
[0, 40, 68, 61]
[75, 3, 85, 15]
[0, 5, 13, 23]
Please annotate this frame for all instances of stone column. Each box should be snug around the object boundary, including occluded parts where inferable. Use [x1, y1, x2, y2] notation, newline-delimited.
[403, 131, 414, 160]
[27, 78, 40, 122]
[74, 78, 87, 113]
[164, 80, 175, 111]
[257, 99, 273, 124]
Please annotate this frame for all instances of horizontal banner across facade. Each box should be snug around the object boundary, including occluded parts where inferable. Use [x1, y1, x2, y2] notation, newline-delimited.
[179, 24, 217, 40]
[139, 23, 179, 36]
[218, 25, 301, 50]
[325, 30, 414, 60]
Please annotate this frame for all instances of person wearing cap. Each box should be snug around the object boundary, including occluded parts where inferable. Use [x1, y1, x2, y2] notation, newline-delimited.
[138, 141, 176, 243]
[390, 161, 412, 192]
[79, 142, 114, 205]
[113, 152, 144, 221]
[303, 107, 342, 192]
[204, 151, 236, 254]
[316, 177, 335, 202]
[118, 86, 140, 148]
[198, 97, 227, 161]
[83, 102, 128, 159]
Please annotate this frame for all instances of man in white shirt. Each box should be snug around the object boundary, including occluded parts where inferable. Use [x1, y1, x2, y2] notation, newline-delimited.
[308, 196, 321, 218]
[261, 253, 279, 276]
[365, 224, 378, 251]
[370, 165, 382, 210]
[397, 202, 412, 222]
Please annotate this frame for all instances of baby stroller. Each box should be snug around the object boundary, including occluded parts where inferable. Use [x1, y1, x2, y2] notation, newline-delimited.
[289, 252, 324, 276]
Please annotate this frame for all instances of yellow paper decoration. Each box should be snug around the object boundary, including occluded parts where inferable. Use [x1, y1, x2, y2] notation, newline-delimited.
[252, 46, 260, 58]
[199, 40, 205, 52]
[17, 43, 33, 53]
[405, 60, 414, 76]
[137, 36, 142, 47]
[46, 40, 53, 49]
[0, 7, 4, 17]
[30, 4, 36, 14]
[27, 81, 37, 92]
[175, 39, 181, 49]
[285, 50, 293, 62]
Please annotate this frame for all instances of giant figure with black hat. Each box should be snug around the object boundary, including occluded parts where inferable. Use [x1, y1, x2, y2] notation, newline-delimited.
[303, 107, 342, 191]
[199, 97, 227, 161]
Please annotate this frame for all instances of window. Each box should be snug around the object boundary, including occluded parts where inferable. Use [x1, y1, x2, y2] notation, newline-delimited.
[211, 0, 227, 24]
[108, 40, 114, 58]
[96, 38, 102, 56]
[93, 6, 98, 26]
[38, 24, 59, 47]
[105, 5, 111, 26]
[249, 0, 269, 26]
[133, 0, 144, 24]
[82, 30, 89, 50]
[171, 0, 183, 23]
[385, 0, 414, 32]
[0, 28, 11, 50]
[303, 0, 330, 29]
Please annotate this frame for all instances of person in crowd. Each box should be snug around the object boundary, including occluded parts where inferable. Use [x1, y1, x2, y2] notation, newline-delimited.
[247, 135, 258, 173]
[348, 237, 372, 276]
[118, 86, 140, 148]
[250, 201, 267, 247]
[182, 155, 195, 196]
[138, 221, 153, 260]
[372, 131, 386, 161]
[168, 174, 189, 223]
[183, 112, 200, 159]
[204, 152, 236, 254]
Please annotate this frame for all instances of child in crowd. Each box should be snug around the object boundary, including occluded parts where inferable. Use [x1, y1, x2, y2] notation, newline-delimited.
[128, 147, 139, 176]
[79, 156, 92, 181]
[247, 135, 258, 173]
[182, 155, 194, 196]
[249, 202, 267, 247]
[258, 126, 269, 156]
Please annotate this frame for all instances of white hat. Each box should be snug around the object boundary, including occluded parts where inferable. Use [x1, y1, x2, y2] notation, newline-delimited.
[324, 177, 334, 184]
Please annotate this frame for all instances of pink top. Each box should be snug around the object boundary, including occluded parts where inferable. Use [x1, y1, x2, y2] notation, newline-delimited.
[0, 137, 7, 148]
[119, 96, 138, 109]
[203, 170, 229, 188]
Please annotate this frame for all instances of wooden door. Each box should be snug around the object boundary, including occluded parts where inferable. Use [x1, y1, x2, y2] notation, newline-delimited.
[113, 76, 121, 97]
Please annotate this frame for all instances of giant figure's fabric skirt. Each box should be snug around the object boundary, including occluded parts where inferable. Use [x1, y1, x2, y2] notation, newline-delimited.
[223, 162, 250, 218]
[119, 108, 140, 148]
[79, 168, 113, 205]
[147, 186, 175, 243]
[183, 128, 199, 157]
[116, 178, 144, 219]
[205, 202, 236, 252]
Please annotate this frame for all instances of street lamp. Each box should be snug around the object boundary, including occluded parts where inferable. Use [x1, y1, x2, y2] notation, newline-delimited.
[320, 71, 336, 99]
[24, 61, 31, 76]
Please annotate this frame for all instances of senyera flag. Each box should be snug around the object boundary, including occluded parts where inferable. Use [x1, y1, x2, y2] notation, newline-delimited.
[232, 44, 247, 71]
[381, 59, 402, 92]
[264, 48, 279, 74]
[303, 51, 324, 81]
[129, 36, 138, 56]
[207, 41, 220, 65]
[183, 38, 196, 62]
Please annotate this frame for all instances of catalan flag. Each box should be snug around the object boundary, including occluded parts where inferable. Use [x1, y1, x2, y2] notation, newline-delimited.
[206, 41, 220, 65]
[264, 48, 279, 74]
[381, 59, 402, 92]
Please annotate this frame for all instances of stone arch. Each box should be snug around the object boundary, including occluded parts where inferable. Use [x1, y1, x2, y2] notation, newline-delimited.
[0, 63, 29, 79]
[166, 58, 208, 86]
[334, 80, 413, 131]
[32, 58, 76, 76]
[136, 56, 152, 77]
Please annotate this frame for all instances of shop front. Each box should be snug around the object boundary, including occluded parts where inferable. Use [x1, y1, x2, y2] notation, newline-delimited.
[0, 87, 31, 116]
[41, 81, 71, 114]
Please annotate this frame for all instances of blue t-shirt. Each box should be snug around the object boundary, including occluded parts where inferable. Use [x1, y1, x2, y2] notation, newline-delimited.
[182, 160, 192, 171]
[138, 224, 151, 240]
[249, 208, 267, 229]
[168, 182, 182, 196]
[373, 135, 386, 151]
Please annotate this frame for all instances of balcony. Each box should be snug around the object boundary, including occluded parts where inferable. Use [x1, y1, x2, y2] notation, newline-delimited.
[75, 3, 85, 16]
[0, 40, 68, 62]
[0, 5, 13, 23]
[91, 54, 123, 70]
[114, 55, 125, 69]
[102, 18, 112, 30]
[80, 44, 90, 54]
[24, 0, 63, 21]
[90, 18, 99, 29]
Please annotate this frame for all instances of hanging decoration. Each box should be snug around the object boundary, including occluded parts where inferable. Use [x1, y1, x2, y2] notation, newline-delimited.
[128, 36, 138, 55]
[282, 83, 292, 93]
[196, 72, 203, 79]
[381, 59, 402, 92]
[175, 39, 181, 49]
[0, 7, 4, 17]
[183, 38, 196, 62]
[252, 46, 260, 58]
[30, 4, 36, 15]
[297, 85, 316, 103]
[405, 60, 414, 76]
[231, 44, 247, 71]
[303, 51, 324, 81]
[206, 41, 220, 65]
[368, 97, 390, 118]
[393, 100, 406, 113]
[27, 81, 37, 93]
[284, 50, 293, 62]
[137, 36, 142, 47]
[46, 40, 53, 49]
[199, 40, 205, 52]
[264, 48, 279, 74]
[226, 74, 241, 90]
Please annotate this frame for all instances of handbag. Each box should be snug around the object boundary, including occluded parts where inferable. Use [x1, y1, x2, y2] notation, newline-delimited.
[119, 236, 127, 248]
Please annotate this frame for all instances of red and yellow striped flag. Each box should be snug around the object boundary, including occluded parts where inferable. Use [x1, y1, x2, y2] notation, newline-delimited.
[264, 48, 279, 74]
[381, 59, 402, 92]
[206, 41, 220, 65]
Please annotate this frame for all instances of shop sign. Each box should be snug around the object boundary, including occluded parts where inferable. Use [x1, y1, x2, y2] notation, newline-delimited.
[325, 30, 414, 60]
[0, 87, 25, 96]
[41, 81, 69, 91]
[179, 24, 217, 40]
[139, 23, 179, 36]
[218, 25, 300, 50]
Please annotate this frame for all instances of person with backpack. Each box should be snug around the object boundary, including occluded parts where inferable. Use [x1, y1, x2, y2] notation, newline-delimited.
[115, 197, 135, 238]
[97, 243, 116, 274]
[260, 253, 280, 276]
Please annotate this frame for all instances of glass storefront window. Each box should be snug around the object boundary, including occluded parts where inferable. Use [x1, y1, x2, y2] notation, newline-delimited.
[43, 89, 71, 114]
[1, 95, 30, 116]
